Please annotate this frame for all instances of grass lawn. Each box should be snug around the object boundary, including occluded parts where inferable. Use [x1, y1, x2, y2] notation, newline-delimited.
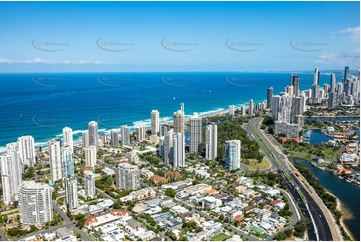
[211, 233, 231, 241]
[246, 157, 271, 171]
[323, 147, 338, 160]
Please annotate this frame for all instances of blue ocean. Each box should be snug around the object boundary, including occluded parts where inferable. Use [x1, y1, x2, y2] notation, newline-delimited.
[0, 72, 340, 152]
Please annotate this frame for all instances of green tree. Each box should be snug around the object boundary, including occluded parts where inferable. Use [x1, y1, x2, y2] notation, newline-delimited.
[165, 188, 176, 197]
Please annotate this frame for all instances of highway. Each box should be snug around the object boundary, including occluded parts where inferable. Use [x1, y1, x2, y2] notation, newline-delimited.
[244, 117, 335, 241]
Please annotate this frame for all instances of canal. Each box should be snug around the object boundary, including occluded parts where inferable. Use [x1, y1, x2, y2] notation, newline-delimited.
[292, 158, 360, 241]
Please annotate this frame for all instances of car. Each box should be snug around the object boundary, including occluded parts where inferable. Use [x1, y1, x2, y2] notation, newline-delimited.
[319, 215, 322, 218]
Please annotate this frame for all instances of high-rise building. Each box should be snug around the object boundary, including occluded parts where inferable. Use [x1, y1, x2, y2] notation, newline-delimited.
[62, 127, 73, 154]
[240, 105, 247, 116]
[344, 66, 350, 84]
[278, 93, 291, 123]
[267, 87, 273, 109]
[82, 131, 89, 148]
[159, 136, 165, 157]
[229, 105, 235, 116]
[291, 95, 305, 123]
[48, 139, 62, 182]
[328, 92, 337, 109]
[19, 181, 53, 225]
[314, 67, 320, 85]
[248, 99, 254, 116]
[173, 110, 184, 134]
[17, 136, 36, 167]
[285, 86, 294, 100]
[271, 95, 281, 119]
[173, 133, 185, 168]
[225, 140, 241, 171]
[151, 110, 160, 136]
[163, 129, 174, 165]
[64, 177, 78, 210]
[84, 145, 97, 168]
[121, 126, 130, 146]
[311, 84, 321, 104]
[61, 145, 74, 178]
[88, 121, 98, 150]
[84, 171, 96, 198]
[330, 73, 336, 93]
[189, 113, 202, 154]
[136, 125, 145, 142]
[0, 151, 22, 205]
[160, 124, 170, 137]
[115, 163, 140, 191]
[205, 123, 217, 160]
[290, 75, 300, 97]
[110, 130, 119, 147]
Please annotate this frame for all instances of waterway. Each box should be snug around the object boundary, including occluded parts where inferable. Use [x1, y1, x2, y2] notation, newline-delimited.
[304, 117, 360, 145]
[292, 158, 360, 241]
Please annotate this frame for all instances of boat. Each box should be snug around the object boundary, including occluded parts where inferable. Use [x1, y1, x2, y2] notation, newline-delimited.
[338, 176, 344, 180]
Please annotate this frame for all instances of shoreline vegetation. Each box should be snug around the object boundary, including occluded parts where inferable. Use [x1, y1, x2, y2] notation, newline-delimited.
[292, 161, 352, 241]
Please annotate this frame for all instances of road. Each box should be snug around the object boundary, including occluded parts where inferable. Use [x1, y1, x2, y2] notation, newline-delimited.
[52, 201, 92, 241]
[245, 117, 339, 241]
[243, 119, 317, 240]
[0, 227, 7, 241]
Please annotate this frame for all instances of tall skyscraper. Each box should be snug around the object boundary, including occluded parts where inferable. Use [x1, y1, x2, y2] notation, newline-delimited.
[229, 105, 235, 116]
[115, 163, 141, 191]
[110, 130, 119, 147]
[61, 145, 74, 178]
[121, 126, 130, 146]
[225, 140, 241, 171]
[151, 110, 160, 136]
[248, 99, 254, 116]
[160, 124, 170, 137]
[205, 123, 217, 160]
[88, 121, 98, 150]
[291, 95, 305, 123]
[330, 73, 336, 93]
[173, 110, 184, 134]
[328, 92, 337, 109]
[285, 86, 294, 100]
[290, 75, 300, 97]
[64, 177, 78, 210]
[84, 171, 96, 198]
[189, 113, 202, 154]
[344, 66, 350, 84]
[84, 145, 97, 168]
[267, 87, 273, 109]
[173, 133, 185, 168]
[271, 95, 281, 119]
[19, 181, 53, 225]
[62, 127, 73, 154]
[136, 125, 145, 142]
[278, 93, 291, 123]
[163, 129, 174, 165]
[17, 136, 36, 167]
[240, 105, 247, 116]
[48, 139, 62, 182]
[314, 67, 320, 85]
[0, 151, 22, 205]
[311, 84, 321, 104]
[82, 131, 89, 148]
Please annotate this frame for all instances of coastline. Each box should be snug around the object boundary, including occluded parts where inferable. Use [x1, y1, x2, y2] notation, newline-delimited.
[334, 193, 355, 241]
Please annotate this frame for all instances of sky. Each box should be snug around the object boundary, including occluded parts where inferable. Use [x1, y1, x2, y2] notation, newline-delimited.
[0, 1, 359, 72]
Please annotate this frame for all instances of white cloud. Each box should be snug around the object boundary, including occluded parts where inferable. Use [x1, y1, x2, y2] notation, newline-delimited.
[0, 58, 15, 64]
[333, 26, 360, 43]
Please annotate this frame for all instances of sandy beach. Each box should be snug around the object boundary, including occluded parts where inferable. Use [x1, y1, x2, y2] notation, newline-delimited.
[336, 196, 355, 240]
